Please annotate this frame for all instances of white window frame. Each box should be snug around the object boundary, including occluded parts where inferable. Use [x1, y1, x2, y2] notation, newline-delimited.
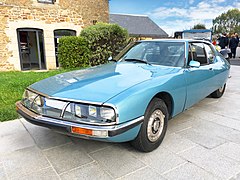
[37, 0, 55, 4]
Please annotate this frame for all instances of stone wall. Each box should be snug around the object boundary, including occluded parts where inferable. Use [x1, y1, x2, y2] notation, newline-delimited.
[0, 0, 109, 71]
[0, 6, 12, 70]
[59, 0, 109, 26]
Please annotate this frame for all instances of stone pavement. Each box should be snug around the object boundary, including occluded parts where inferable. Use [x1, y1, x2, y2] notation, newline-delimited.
[230, 58, 240, 66]
[1, 66, 240, 180]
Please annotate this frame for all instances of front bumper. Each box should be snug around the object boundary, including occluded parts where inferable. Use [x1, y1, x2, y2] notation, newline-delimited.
[16, 101, 143, 141]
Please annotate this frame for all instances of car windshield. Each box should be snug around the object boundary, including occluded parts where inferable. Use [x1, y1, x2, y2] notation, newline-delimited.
[117, 41, 185, 67]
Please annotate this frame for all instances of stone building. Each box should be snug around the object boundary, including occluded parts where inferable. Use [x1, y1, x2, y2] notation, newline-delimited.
[0, 0, 109, 71]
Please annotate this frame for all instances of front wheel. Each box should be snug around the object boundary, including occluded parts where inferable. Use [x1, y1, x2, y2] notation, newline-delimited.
[131, 98, 168, 152]
[211, 84, 226, 98]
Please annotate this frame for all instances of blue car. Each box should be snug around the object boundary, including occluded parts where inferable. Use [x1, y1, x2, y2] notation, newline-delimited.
[16, 39, 230, 152]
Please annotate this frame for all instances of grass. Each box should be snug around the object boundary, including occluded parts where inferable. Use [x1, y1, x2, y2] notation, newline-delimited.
[0, 69, 74, 122]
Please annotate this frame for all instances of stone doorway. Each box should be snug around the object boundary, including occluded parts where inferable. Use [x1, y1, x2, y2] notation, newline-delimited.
[17, 28, 46, 70]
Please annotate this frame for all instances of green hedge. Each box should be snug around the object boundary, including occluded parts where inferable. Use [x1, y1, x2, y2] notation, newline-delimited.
[58, 36, 91, 69]
[80, 23, 128, 66]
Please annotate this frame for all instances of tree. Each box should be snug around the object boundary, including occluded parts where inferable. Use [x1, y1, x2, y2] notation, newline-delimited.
[80, 23, 129, 66]
[212, 8, 240, 34]
[192, 23, 206, 29]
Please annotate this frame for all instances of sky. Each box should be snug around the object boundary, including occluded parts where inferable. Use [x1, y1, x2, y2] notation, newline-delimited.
[109, 0, 240, 36]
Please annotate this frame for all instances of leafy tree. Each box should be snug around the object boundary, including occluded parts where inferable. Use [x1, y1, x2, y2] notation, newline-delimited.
[212, 8, 240, 34]
[192, 24, 206, 29]
[80, 23, 129, 66]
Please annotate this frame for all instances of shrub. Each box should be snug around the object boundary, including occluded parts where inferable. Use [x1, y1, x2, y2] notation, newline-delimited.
[80, 22, 128, 66]
[58, 36, 91, 69]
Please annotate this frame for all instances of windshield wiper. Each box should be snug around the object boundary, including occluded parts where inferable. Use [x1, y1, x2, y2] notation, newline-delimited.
[124, 58, 150, 64]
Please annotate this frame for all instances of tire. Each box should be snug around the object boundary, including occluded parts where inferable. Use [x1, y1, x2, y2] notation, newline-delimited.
[211, 84, 226, 98]
[131, 98, 168, 152]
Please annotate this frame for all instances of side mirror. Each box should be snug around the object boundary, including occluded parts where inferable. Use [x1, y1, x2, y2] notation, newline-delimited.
[108, 56, 113, 61]
[189, 60, 200, 68]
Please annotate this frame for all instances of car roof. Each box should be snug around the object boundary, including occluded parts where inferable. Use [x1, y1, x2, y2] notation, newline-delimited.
[139, 39, 211, 44]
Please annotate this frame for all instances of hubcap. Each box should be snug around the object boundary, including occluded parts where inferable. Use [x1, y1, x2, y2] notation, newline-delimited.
[147, 109, 165, 142]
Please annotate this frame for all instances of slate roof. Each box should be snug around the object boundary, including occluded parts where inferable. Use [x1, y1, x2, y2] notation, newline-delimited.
[110, 14, 168, 38]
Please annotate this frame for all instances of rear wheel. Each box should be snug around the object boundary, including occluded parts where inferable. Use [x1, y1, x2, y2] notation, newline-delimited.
[131, 98, 168, 152]
[211, 84, 226, 98]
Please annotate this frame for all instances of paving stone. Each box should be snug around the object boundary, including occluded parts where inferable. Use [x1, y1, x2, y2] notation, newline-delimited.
[0, 119, 26, 136]
[71, 137, 112, 154]
[213, 110, 240, 121]
[0, 164, 7, 180]
[177, 127, 226, 149]
[173, 116, 240, 146]
[1, 146, 50, 179]
[120, 166, 165, 180]
[179, 146, 240, 179]
[183, 108, 220, 122]
[21, 119, 71, 150]
[43, 143, 93, 174]
[195, 97, 240, 120]
[195, 98, 220, 109]
[188, 119, 236, 139]
[169, 112, 195, 125]
[167, 119, 193, 133]
[229, 171, 240, 180]
[212, 142, 240, 162]
[167, 112, 198, 133]
[221, 130, 240, 145]
[60, 162, 112, 180]
[162, 162, 219, 180]
[208, 116, 240, 131]
[162, 133, 197, 154]
[130, 146, 186, 174]
[0, 129, 35, 154]
[17, 167, 59, 180]
[89, 145, 145, 179]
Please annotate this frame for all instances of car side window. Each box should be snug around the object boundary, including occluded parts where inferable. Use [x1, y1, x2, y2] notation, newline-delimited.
[204, 44, 215, 64]
[188, 45, 193, 64]
[189, 43, 208, 65]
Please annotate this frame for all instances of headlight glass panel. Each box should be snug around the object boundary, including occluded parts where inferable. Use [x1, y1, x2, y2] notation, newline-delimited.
[21, 89, 117, 125]
[71, 103, 116, 124]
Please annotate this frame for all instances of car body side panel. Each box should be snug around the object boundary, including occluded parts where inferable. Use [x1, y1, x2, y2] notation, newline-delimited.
[212, 56, 230, 87]
[184, 64, 215, 108]
[105, 68, 187, 123]
[184, 42, 230, 109]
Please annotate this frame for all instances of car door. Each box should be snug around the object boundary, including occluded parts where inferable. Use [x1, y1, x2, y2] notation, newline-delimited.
[184, 42, 215, 109]
[203, 43, 228, 90]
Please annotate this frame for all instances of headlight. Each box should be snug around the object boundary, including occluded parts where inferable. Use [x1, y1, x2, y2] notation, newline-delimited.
[74, 103, 116, 124]
[89, 106, 97, 117]
[75, 105, 82, 117]
[100, 107, 115, 121]
[22, 89, 44, 110]
[22, 90, 38, 107]
[23, 90, 38, 102]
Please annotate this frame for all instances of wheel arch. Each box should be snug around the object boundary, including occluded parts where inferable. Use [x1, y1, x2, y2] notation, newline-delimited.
[152, 92, 174, 119]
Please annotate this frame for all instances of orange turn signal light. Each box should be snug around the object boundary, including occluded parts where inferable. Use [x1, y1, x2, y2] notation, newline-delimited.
[71, 127, 93, 136]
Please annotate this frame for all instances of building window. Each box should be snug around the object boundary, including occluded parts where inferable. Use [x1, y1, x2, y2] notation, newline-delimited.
[37, 0, 55, 4]
[54, 29, 77, 67]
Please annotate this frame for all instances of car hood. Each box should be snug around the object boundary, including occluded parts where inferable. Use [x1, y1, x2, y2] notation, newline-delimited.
[30, 62, 178, 103]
